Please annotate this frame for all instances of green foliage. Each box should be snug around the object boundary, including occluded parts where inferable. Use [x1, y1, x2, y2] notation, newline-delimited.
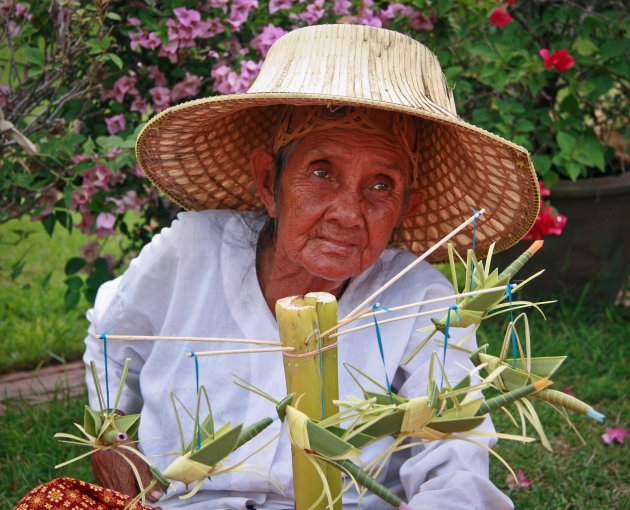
[0, 217, 116, 373]
[1, 1, 628, 305]
[0, 391, 94, 506]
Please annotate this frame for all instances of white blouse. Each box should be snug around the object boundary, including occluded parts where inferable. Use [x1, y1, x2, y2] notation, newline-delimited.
[84, 210, 513, 510]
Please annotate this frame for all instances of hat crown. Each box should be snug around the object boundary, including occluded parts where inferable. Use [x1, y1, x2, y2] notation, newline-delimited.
[248, 24, 457, 118]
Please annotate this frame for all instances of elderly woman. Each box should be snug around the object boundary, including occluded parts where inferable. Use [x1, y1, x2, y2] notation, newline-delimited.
[17, 24, 539, 510]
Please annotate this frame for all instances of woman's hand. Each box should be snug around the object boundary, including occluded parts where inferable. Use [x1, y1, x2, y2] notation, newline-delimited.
[91, 414, 163, 504]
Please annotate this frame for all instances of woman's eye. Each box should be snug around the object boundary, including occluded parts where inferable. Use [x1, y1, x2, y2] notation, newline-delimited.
[312, 168, 329, 179]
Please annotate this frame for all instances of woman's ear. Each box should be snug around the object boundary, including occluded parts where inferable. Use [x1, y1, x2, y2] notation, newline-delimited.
[251, 147, 277, 217]
[398, 190, 424, 225]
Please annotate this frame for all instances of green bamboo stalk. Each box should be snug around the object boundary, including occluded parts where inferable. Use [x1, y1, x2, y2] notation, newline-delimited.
[277, 293, 341, 510]
[304, 292, 341, 508]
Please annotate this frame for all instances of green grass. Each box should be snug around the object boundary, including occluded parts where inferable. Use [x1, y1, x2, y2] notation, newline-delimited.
[0, 391, 94, 507]
[0, 218, 104, 373]
[482, 303, 630, 509]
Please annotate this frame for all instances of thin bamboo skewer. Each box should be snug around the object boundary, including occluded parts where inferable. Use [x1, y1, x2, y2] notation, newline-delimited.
[328, 306, 452, 339]
[186, 347, 295, 357]
[318, 283, 511, 339]
[100, 334, 281, 346]
[344, 208, 485, 320]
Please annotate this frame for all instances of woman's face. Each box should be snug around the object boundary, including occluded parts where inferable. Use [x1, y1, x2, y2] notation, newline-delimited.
[270, 128, 417, 283]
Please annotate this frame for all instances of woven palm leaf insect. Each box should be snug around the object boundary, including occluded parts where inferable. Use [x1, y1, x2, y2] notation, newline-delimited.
[466, 312, 605, 450]
[54, 358, 143, 476]
[403, 240, 548, 366]
[135, 384, 291, 502]
[233, 376, 416, 510]
[339, 356, 548, 444]
[322, 356, 549, 494]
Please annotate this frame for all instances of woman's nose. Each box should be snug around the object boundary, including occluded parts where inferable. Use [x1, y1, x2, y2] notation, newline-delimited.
[325, 190, 365, 228]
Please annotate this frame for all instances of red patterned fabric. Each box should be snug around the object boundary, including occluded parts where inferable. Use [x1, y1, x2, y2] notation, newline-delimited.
[14, 477, 154, 510]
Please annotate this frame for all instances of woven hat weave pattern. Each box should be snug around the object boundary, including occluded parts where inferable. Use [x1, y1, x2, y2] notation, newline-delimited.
[136, 24, 539, 262]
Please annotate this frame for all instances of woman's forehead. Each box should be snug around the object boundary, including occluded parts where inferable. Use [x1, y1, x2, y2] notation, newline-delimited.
[273, 105, 421, 170]
[293, 129, 411, 168]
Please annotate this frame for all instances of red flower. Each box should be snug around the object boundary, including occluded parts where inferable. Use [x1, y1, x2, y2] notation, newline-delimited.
[539, 48, 575, 72]
[538, 181, 551, 197]
[524, 202, 567, 241]
[489, 7, 512, 27]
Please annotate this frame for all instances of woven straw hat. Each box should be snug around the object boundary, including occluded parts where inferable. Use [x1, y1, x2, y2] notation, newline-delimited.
[136, 24, 539, 262]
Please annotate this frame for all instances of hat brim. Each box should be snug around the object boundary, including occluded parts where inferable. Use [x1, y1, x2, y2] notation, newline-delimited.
[136, 92, 540, 263]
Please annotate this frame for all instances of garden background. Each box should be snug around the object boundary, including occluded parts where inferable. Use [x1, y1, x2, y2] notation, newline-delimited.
[1, 0, 628, 508]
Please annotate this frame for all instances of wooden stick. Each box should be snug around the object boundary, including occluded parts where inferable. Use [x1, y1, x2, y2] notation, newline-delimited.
[318, 283, 510, 339]
[186, 347, 294, 357]
[100, 335, 281, 346]
[329, 306, 452, 339]
[344, 209, 485, 320]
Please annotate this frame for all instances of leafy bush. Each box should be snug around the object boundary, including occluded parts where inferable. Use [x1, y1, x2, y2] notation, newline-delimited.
[1, 0, 628, 306]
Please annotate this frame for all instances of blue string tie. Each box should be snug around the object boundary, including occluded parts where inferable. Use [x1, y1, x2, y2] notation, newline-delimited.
[505, 283, 518, 367]
[372, 303, 394, 402]
[98, 330, 113, 412]
[187, 348, 202, 450]
[439, 306, 459, 390]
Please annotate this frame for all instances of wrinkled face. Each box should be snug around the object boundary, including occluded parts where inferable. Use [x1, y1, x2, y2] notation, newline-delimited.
[273, 128, 413, 283]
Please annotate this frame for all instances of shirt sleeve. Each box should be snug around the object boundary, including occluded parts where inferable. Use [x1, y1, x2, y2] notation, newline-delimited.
[83, 214, 183, 415]
[395, 279, 514, 510]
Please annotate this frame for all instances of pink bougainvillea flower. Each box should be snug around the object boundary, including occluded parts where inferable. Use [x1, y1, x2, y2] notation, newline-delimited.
[299, 0, 325, 25]
[30, 188, 59, 221]
[410, 10, 436, 31]
[489, 7, 512, 27]
[539, 48, 575, 72]
[127, 16, 141, 26]
[207, 0, 230, 8]
[211, 64, 240, 94]
[0, 84, 10, 108]
[77, 212, 94, 235]
[506, 470, 532, 490]
[197, 18, 224, 38]
[129, 30, 161, 50]
[15, 2, 32, 20]
[269, 0, 295, 13]
[105, 114, 126, 135]
[130, 97, 148, 114]
[146, 65, 167, 87]
[380, 3, 416, 20]
[173, 7, 201, 27]
[239, 60, 262, 89]
[130, 163, 145, 178]
[149, 86, 171, 112]
[95, 212, 116, 237]
[251, 24, 286, 58]
[561, 386, 574, 396]
[602, 427, 627, 445]
[332, 0, 352, 16]
[79, 240, 100, 264]
[171, 72, 203, 102]
[105, 148, 123, 159]
[105, 75, 139, 103]
[226, 0, 258, 31]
